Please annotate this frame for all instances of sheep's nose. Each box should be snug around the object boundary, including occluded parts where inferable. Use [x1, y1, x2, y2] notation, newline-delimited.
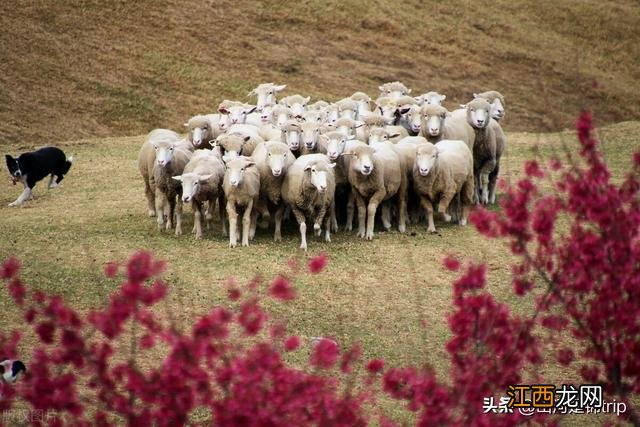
[420, 168, 429, 176]
[363, 165, 371, 172]
[318, 185, 327, 192]
[272, 169, 282, 176]
[476, 119, 485, 125]
[183, 196, 190, 202]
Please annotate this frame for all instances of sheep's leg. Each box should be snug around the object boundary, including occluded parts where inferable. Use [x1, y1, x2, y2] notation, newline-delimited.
[155, 189, 165, 230]
[205, 200, 214, 223]
[488, 162, 500, 204]
[355, 193, 367, 238]
[479, 159, 496, 205]
[438, 187, 456, 223]
[291, 207, 308, 250]
[421, 196, 436, 233]
[145, 180, 156, 217]
[175, 197, 183, 235]
[218, 194, 227, 237]
[345, 190, 355, 231]
[460, 175, 474, 226]
[274, 205, 284, 242]
[249, 208, 257, 241]
[226, 202, 238, 248]
[324, 201, 333, 242]
[193, 201, 203, 239]
[315, 203, 328, 236]
[165, 193, 176, 231]
[242, 200, 253, 247]
[397, 178, 408, 233]
[365, 191, 385, 240]
[381, 202, 392, 231]
[473, 170, 481, 205]
[330, 203, 338, 233]
[258, 201, 270, 229]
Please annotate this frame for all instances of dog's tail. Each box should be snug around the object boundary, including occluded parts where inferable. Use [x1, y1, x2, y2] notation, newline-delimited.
[62, 155, 74, 174]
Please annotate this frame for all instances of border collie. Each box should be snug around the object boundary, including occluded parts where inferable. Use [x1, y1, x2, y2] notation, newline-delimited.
[5, 146, 73, 206]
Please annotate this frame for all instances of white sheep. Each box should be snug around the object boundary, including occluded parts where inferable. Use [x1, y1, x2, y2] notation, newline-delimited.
[137, 129, 181, 217]
[272, 104, 295, 127]
[344, 142, 407, 239]
[415, 91, 446, 106]
[251, 141, 295, 241]
[281, 154, 336, 250]
[350, 92, 373, 119]
[412, 140, 474, 233]
[223, 156, 260, 247]
[152, 139, 193, 235]
[299, 121, 325, 154]
[172, 149, 226, 239]
[281, 121, 303, 155]
[378, 81, 411, 100]
[218, 100, 257, 125]
[474, 91, 506, 121]
[420, 104, 475, 149]
[247, 83, 287, 110]
[464, 98, 506, 204]
[214, 134, 256, 162]
[335, 98, 358, 120]
[183, 115, 222, 149]
[279, 94, 310, 118]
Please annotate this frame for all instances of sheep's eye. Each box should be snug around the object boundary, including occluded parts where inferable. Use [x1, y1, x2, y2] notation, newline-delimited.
[170, 147, 174, 151]
[268, 153, 271, 157]
[241, 167, 245, 171]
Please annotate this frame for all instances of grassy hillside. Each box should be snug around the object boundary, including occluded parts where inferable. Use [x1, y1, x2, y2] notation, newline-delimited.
[1, 0, 639, 143]
[0, 122, 638, 423]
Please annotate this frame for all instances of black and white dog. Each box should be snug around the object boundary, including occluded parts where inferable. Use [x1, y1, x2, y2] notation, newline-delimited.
[5, 146, 73, 207]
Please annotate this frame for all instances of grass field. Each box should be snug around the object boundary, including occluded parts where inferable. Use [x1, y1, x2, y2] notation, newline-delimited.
[0, 121, 638, 423]
[1, 1, 640, 143]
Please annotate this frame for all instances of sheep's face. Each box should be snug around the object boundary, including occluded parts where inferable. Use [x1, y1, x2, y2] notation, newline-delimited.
[467, 100, 491, 129]
[407, 106, 422, 134]
[422, 112, 446, 137]
[154, 142, 175, 167]
[377, 104, 397, 125]
[217, 136, 244, 162]
[225, 158, 254, 188]
[350, 148, 375, 176]
[266, 150, 289, 177]
[189, 121, 211, 147]
[305, 163, 334, 193]
[423, 93, 446, 106]
[275, 108, 294, 128]
[489, 98, 505, 121]
[228, 105, 257, 125]
[285, 96, 310, 118]
[302, 110, 325, 124]
[252, 84, 286, 111]
[325, 137, 345, 161]
[217, 114, 230, 131]
[338, 108, 357, 121]
[302, 126, 320, 149]
[326, 107, 339, 126]
[259, 106, 274, 124]
[173, 173, 211, 203]
[379, 84, 410, 101]
[282, 126, 301, 151]
[415, 146, 438, 176]
[368, 129, 389, 146]
[355, 100, 372, 120]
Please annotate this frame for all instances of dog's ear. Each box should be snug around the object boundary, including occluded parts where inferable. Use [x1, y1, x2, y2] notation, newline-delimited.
[5, 155, 14, 167]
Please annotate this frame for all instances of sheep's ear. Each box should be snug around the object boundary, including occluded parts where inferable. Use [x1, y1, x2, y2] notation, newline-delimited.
[183, 122, 189, 128]
[218, 107, 230, 114]
[399, 107, 411, 115]
[304, 96, 311, 103]
[172, 175, 183, 182]
[473, 93, 480, 99]
[378, 85, 384, 92]
[245, 106, 257, 114]
[247, 89, 255, 97]
[244, 160, 255, 167]
[327, 163, 336, 169]
[406, 89, 412, 94]
[439, 95, 447, 102]
[304, 164, 312, 171]
[346, 133, 355, 140]
[198, 174, 212, 182]
[275, 84, 286, 92]
[243, 136, 251, 142]
[388, 133, 401, 139]
[341, 151, 354, 157]
[459, 104, 467, 109]
[208, 139, 218, 147]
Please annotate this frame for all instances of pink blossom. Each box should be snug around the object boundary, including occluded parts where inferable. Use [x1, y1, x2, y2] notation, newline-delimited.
[308, 253, 328, 274]
[268, 275, 296, 300]
[310, 338, 339, 369]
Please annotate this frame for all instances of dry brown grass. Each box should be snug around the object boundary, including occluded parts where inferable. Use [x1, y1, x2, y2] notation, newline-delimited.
[1, 0, 639, 143]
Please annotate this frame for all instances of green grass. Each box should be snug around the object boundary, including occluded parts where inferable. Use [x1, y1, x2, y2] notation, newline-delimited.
[0, 122, 638, 424]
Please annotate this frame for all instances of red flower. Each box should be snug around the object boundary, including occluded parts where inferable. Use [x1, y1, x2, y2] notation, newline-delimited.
[104, 262, 118, 278]
[1, 257, 20, 279]
[366, 359, 385, 374]
[268, 275, 296, 301]
[442, 255, 460, 272]
[557, 348, 574, 366]
[284, 336, 301, 351]
[310, 338, 339, 369]
[308, 253, 328, 274]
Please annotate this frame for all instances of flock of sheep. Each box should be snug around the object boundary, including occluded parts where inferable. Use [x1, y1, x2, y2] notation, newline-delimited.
[137, 82, 506, 249]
